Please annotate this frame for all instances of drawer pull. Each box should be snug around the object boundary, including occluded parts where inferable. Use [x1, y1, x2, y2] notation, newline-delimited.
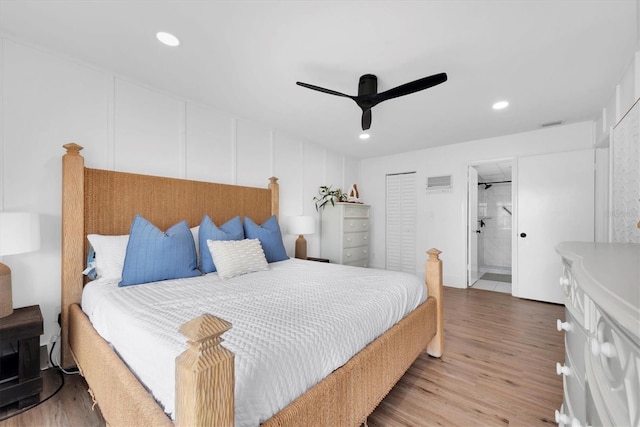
[554, 410, 581, 427]
[363, 235, 367, 240]
[590, 339, 617, 358]
[347, 237, 352, 242]
[555, 410, 570, 425]
[559, 276, 570, 286]
[363, 249, 368, 254]
[555, 362, 571, 376]
[362, 223, 367, 227]
[556, 319, 572, 332]
[346, 253, 352, 257]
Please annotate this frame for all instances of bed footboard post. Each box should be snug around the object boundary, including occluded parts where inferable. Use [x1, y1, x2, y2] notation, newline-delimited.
[61, 143, 85, 368]
[176, 314, 234, 427]
[425, 248, 444, 357]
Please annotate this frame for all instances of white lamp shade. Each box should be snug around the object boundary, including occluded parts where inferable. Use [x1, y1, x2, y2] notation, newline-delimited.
[0, 212, 41, 256]
[289, 216, 315, 235]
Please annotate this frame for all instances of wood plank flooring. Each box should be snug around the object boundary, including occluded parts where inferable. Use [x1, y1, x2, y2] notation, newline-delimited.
[0, 287, 564, 426]
[367, 287, 564, 426]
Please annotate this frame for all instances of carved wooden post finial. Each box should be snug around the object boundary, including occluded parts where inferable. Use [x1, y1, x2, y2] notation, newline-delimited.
[425, 248, 443, 358]
[427, 248, 442, 260]
[176, 314, 234, 427]
[63, 143, 83, 155]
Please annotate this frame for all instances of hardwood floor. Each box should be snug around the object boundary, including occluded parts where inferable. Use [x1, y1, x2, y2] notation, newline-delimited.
[0, 287, 564, 426]
[368, 287, 564, 426]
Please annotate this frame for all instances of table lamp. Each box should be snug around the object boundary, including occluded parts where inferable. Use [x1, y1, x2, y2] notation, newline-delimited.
[289, 216, 315, 259]
[0, 212, 41, 318]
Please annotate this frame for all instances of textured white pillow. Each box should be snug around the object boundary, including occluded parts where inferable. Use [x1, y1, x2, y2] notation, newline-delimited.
[191, 226, 200, 264]
[87, 234, 129, 280]
[207, 238, 269, 279]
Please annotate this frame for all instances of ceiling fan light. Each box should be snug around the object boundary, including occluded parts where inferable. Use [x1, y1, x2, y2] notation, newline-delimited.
[492, 100, 509, 110]
[156, 32, 180, 47]
[359, 132, 370, 140]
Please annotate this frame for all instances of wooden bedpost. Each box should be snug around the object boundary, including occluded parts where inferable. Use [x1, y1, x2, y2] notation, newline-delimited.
[176, 314, 234, 427]
[61, 143, 85, 368]
[425, 248, 444, 357]
[269, 177, 279, 220]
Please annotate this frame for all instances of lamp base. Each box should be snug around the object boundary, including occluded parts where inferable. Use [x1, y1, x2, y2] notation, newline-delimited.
[0, 263, 13, 318]
[295, 235, 308, 260]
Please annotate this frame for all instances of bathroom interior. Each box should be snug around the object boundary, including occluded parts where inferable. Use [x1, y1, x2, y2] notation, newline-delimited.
[472, 162, 513, 293]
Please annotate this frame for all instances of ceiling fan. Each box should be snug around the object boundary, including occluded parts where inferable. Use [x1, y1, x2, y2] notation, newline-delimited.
[296, 72, 447, 131]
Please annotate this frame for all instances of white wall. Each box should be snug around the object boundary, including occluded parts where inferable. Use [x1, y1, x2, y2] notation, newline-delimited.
[360, 122, 594, 287]
[0, 36, 359, 355]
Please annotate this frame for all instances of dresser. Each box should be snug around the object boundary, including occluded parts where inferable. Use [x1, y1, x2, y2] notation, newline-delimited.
[320, 203, 370, 267]
[555, 242, 639, 427]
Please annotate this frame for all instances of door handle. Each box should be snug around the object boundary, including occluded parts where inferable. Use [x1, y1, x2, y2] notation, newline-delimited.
[520, 232, 527, 238]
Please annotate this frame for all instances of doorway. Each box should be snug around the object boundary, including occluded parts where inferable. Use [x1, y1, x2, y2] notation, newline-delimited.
[467, 161, 513, 294]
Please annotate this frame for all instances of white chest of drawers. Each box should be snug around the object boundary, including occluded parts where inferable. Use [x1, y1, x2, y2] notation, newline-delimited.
[320, 203, 370, 267]
[555, 242, 640, 427]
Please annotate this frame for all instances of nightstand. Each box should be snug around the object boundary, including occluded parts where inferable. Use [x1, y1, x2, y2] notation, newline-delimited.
[0, 305, 43, 408]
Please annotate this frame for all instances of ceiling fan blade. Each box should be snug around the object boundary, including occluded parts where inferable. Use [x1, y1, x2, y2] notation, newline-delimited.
[296, 81, 353, 99]
[361, 109, 372, 130]
[374, 73, 447, 105]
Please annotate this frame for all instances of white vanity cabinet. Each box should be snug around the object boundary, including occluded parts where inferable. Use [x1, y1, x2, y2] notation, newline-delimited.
[320, 203, 370, 267]
[555, 242, 639, 427]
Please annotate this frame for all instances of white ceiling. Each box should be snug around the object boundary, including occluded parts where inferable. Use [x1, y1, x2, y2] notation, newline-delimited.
[475, 162, 512, 183]
[0, 1, 637, 159]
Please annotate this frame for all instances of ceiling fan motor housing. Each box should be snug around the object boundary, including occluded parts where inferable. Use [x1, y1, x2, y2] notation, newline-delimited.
[358, 74, 378, 97]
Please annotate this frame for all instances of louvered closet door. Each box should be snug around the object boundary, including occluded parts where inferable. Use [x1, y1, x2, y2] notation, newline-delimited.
[386, 173, 417, 273]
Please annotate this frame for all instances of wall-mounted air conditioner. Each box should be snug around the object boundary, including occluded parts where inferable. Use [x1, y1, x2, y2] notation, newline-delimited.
[425, 175, 452, 193]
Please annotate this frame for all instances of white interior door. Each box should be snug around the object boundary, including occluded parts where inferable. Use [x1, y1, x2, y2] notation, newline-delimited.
[467, 166, 479, 286]
[516, 149, 594, 303]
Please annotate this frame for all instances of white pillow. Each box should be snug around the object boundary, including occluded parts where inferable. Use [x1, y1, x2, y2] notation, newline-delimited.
[191, 225, 200, 263]
[87, 234, 129, 280]
[207, 238, 269, 280]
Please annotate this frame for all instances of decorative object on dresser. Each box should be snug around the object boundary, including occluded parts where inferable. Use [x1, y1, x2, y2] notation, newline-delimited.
[288, 215, 315, 259]
[313, 185, 347, 211]
[347, 183, 360, 202]
[555, 242, 639, 427]
[0, 305, 43, 408]
[321, 202, 370, 267]
[0, 213, 41, 318]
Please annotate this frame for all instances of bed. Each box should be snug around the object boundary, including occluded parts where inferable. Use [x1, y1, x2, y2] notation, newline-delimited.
[60, 143, 444, 426]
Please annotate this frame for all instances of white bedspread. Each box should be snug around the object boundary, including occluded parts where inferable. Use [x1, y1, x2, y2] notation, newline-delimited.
[81, 259, 427, 426]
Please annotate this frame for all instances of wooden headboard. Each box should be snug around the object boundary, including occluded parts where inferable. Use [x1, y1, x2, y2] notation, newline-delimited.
[60, 143, 279, 367]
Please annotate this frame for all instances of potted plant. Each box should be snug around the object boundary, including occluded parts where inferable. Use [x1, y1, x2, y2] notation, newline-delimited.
[313, 185, 347, 211]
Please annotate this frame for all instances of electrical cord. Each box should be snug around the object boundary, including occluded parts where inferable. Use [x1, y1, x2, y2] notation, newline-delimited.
[49, 335, 80, 375]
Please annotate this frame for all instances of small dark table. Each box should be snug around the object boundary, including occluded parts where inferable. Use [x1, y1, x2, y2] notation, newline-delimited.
[0, 305, 43, 408]
[306, 257, 330, 263]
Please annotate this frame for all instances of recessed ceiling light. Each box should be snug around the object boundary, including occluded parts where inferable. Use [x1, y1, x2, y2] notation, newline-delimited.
[492, 101, 509, 110]
[156, 32, 180, 47]
[359, 132, 370, 140]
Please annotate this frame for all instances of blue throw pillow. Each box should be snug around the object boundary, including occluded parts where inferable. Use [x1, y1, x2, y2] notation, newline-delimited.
[199, 215, 244, 273]
[119, 215, 200, 287]
[243, 215, 289, 263]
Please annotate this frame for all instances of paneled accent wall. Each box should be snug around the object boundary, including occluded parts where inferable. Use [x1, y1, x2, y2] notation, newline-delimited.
[0, 36, 359, 352]
[611, 100, 640, 243]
